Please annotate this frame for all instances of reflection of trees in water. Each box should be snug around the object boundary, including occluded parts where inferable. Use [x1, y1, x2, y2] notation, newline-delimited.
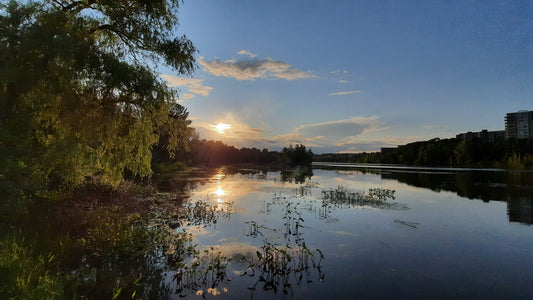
[281, 166, 314, 184]
[316, 166, 533, 224]
[46, 206, 236, 298]
[319, 166, 533, 204]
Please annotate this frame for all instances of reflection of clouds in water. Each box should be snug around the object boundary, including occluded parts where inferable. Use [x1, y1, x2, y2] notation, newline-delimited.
[192, 178, 259, 203]
[204, 243, 259, 261]
[328, 230, 360, 237]
[185, 225, 214, 238]
[324, 217, 340, 223]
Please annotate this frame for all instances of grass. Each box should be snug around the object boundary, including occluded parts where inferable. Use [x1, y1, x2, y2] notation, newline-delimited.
[0, 238, 63, 299]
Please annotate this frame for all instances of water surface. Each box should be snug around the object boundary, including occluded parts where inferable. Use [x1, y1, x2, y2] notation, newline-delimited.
[153, 164, 533, 299]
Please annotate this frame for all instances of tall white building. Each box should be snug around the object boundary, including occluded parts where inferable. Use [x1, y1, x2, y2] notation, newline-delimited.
[505, 110, 533, 139]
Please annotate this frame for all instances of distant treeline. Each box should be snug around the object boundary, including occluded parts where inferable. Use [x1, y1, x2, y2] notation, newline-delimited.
[314, 138, 533, 170]
[153, 140, 313, 167]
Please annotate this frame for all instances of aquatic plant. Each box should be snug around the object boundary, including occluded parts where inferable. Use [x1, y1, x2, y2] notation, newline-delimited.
[241, 239, 324, 296]
[171, 246, 232, 298]
[321, 187, 402, 209]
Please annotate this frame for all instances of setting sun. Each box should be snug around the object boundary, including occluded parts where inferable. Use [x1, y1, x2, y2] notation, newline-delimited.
[211, 123, 232, 134]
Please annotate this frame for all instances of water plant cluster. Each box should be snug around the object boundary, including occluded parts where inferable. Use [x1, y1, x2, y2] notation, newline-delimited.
[242, 198, 324, 296]
[321, 187, 402, 209]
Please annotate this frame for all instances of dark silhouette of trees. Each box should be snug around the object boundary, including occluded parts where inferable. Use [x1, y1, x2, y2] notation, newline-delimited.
[314, 138, 533, 169]
[188, 140, 278, 165]
[279, 144, 314, 166]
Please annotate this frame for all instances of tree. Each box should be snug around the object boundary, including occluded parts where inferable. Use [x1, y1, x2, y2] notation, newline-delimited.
[279, 144, 313, 166]
[0, 0, 196, 194]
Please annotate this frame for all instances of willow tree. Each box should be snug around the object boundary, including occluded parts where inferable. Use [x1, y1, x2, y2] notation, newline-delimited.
[0, 0, 196, 193]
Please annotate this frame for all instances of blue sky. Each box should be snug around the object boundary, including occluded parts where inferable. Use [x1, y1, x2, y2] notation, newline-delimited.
[160, 0, 532, 153]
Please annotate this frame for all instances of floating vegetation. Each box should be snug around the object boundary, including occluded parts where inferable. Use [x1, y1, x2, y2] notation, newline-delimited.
[265, 181, 318, 200]
[321, 187, 405, 209]
[394, 219, 420, 228]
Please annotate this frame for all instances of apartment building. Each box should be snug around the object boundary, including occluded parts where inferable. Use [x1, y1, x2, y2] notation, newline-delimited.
[456, 129, 505, 142]
[505, 110, 533, 139]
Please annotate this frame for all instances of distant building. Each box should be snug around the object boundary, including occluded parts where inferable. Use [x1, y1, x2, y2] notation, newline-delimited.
[505, 110, 533, 139]
[380, 147, 396, 154]
[456, 129, 505, 143]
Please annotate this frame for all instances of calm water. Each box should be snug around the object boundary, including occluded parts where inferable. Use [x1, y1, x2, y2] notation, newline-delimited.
[153, 164, 533, 299]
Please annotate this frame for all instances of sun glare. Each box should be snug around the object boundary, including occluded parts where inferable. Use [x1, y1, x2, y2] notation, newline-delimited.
[211, 123, 232, 134]
[213, 187, 225, 197]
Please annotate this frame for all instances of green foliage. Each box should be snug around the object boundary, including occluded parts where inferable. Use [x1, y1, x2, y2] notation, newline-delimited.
[0, 0, 196, 194]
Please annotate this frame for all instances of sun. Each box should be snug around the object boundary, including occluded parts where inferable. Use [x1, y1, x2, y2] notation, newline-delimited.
[211, 123, 232, 134]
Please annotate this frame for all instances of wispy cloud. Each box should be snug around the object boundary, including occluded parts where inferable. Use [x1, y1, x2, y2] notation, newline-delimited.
[199, 56, 315, 81]
[237, 50, 257, 58]
[328, 90, 361, 96]
[161, 75, 213, 99]
[182, 93, 195, 100]
[295, 117, 380, 141]
[338, 80, 349, 83]
[330, 70, 349, 74]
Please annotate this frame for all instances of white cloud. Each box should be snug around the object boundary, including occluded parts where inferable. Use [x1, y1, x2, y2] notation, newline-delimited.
[237, 50, 257, 58]
[161, 74, 213, 99]
[182, 93, 195, 100]
[264, 116, 386, 152]
[198, 57, 315, 81]
[328, 90, 361, 96]
[338, 80, 349, 83]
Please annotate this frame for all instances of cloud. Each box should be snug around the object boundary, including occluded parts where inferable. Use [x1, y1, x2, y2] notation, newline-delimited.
[338, 80, 349, 83]
[328, 90, 361, 96]
[182, 93, 195, 100]
[198, 57, 315, 81]
[330, 70, 349, 74]
[161, 74, 213, 99]
[191, 112, 264, 144]
[295, 117, 380, 141]
[237, 50, 257, 58]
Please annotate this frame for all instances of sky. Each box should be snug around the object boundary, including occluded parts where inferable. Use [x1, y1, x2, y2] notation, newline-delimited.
[160, 0, 532, 153]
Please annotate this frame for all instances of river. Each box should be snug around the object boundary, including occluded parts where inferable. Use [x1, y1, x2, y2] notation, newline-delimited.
[147, 163, 533, 299]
